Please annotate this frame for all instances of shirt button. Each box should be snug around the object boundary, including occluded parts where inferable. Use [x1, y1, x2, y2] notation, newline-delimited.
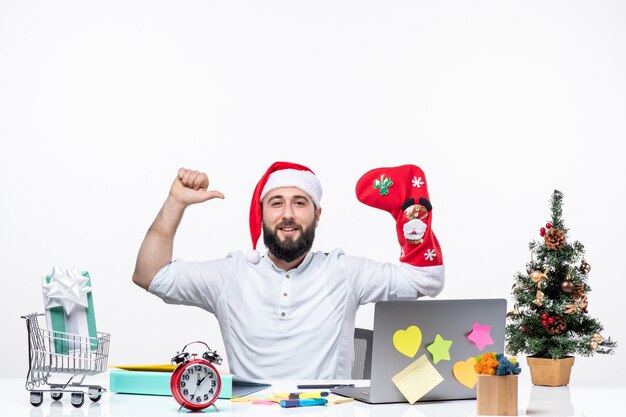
[281, 312, 286, 317]
[285, 274, 290, 279]
[283, 293, 288, 297]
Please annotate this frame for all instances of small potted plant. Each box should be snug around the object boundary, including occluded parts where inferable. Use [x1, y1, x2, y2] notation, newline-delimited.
[475, 352, 521, 416]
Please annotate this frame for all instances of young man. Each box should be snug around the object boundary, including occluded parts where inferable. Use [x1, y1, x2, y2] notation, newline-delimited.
[133, 161, 444, 379]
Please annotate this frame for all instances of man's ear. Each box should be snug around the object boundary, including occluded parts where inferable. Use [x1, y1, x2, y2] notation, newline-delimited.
[315, 207, 322, 226]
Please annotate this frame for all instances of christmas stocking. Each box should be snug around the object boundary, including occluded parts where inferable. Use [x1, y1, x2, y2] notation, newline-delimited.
[355, 165, 443, 267]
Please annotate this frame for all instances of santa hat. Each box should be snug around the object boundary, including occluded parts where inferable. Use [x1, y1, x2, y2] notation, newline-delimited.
[247, 161, 322, 263]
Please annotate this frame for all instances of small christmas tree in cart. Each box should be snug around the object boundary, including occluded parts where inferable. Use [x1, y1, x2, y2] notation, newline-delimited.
[505, 190, 616, 386]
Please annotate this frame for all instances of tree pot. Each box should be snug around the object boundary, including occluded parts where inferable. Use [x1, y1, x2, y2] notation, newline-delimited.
[476, 374, 518, 416]
[526, 356, 575, 386]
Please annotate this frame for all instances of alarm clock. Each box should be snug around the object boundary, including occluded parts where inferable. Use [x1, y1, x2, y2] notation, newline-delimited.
[170, 341, 223, 411]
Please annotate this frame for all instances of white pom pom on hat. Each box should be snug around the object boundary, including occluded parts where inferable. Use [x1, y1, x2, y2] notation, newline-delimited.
[246, 249, 261, 264]
[247, 161, 322, 264]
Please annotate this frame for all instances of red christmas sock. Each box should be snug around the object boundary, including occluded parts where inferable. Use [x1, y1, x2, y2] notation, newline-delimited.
[355, 165, 443, 267]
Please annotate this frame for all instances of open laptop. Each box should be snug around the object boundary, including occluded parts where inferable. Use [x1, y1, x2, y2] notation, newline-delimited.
[332, 299, 507, 404]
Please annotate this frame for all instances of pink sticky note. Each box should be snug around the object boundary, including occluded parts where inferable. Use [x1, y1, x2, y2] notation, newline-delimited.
[467, 322, 493, 351]
[252, 400, 278, 405]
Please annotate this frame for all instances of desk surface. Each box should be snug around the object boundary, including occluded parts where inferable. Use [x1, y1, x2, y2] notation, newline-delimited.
[1, 374, 624, 417]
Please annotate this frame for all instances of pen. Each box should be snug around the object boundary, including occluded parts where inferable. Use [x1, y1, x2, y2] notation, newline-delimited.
[280, 398, 328, 408]
[297, 383, 355, 389]
[275, 391, 329, 399]
[290, 391, 329, 399]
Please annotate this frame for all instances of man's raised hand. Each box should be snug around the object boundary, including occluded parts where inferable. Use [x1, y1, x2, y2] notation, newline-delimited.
[169, 167, 225, 207]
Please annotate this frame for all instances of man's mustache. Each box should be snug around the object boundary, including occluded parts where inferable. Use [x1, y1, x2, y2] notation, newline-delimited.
[276, 221, 302, 231]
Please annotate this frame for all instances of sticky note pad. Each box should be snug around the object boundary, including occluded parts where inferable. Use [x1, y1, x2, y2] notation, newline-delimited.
[391, 354, 444, 404]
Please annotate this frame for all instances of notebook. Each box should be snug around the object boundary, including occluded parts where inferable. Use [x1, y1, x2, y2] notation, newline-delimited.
[332, 298, 507, 404]
[109, 368, 270, 398]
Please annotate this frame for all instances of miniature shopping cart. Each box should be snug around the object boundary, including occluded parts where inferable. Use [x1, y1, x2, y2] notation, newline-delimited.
[22, 313, 110, 407]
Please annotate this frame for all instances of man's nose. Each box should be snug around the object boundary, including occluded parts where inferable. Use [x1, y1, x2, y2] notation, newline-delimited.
[281, 204, 295, 219]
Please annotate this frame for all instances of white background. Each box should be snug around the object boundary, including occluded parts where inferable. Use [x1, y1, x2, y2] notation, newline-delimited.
[1, 0, 624, 384]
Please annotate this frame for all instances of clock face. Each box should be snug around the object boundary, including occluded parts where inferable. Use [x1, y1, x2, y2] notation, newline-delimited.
[176, 362, 220, 407]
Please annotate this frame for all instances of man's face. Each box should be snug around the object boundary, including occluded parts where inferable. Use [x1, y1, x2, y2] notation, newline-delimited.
[262, 187, 321, 263]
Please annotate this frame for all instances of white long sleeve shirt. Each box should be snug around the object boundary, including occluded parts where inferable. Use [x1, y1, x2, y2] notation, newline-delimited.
[148, 248, 444, 379]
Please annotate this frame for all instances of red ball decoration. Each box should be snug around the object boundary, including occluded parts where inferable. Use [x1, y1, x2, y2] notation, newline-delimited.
[546, 223, 552, 229]
[541, 313, 548, 319]
[548, 317, 555, 324]
[540, 227, 546, 237]
[542, 320, 548, 326]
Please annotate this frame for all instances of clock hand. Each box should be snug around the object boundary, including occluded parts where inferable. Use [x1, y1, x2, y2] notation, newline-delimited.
[188, 378, 202, 403]
[193, 372, 211, 396]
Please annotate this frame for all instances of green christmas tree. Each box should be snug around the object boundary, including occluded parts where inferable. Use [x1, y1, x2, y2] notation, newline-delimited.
[506, 190, 616, 359]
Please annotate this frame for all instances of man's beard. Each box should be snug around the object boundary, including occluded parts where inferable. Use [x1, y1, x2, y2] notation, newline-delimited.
[263, 220, 316, 263]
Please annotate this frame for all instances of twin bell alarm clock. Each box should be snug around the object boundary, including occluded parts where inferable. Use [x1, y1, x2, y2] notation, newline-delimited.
[170, 341, 222, 411]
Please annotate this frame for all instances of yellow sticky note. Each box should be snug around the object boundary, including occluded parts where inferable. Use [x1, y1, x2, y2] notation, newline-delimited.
[326, 394, 354, 404]
[391, 354, 444, 404]
[393, 325, 422, 358]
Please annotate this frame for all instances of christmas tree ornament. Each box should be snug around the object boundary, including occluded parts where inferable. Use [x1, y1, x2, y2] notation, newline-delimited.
[530, 269, 548, 289]
[591, 333, 604, 344]
[506, 305, 520, 317]
[546, 223, 552, 229]
[544, 315, 567, 335]
[532, 290, 544, 307]
[589, 333, 603, 351]
[560, 279, 575, 295]
[544, 228, 566, 250]
[539, 227, 546, 237]
[579, 260, 591, 274]
[572, 284, 586, 300]
[564, 296, 588, 314]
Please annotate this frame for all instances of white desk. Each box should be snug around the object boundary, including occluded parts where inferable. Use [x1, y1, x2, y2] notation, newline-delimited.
[1, 374, 624, 417]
